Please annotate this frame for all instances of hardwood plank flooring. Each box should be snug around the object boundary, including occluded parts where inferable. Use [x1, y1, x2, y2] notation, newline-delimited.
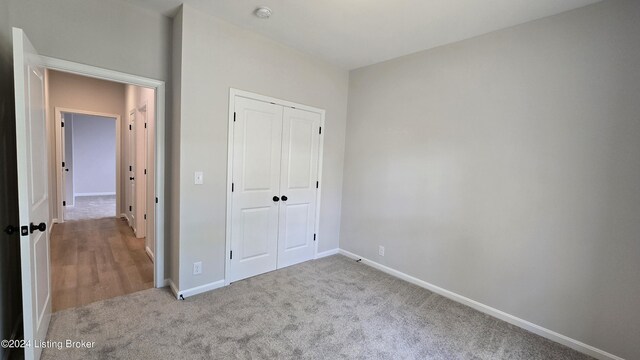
[50, 217, 153, 312]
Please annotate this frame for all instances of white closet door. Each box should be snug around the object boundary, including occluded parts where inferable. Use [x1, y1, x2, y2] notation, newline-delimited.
[277, 107, 321, 268]
[229, 97, 283, 282]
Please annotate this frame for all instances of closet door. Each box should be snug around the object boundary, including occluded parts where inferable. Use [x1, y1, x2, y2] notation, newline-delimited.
[229, 97, 283, 282]
[277, 107, 321, 268]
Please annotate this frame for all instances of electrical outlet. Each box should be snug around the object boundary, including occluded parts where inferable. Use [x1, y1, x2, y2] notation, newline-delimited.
[193, 261, 202, 275]
[194, 171, 204, 185]
[378, 246, 385, 256]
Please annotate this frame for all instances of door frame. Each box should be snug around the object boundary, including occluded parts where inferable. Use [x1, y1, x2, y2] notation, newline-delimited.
[54, 108, 121, 223]
[41, 56, 166, 288]
[225, 88, 326, 286]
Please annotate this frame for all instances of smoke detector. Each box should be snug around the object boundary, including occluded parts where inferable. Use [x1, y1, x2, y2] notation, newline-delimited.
[254, 6, 272, 19]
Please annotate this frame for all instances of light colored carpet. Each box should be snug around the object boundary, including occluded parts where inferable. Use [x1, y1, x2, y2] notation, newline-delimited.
[42, 255, 592, 359]
[64, 195, 116, 221]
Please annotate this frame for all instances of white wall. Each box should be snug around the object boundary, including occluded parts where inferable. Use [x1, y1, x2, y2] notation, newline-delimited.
[173, 4, 349, 291]
[70, 114, 116, 196]
[340, 1, 640, 359]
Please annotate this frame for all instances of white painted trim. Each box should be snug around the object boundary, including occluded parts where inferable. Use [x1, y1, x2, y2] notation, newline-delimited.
[177, 280, 226, 299]
[232, 88, 325, 114]
[225, 88, 326, 286]
[145, 246, 154, 263]
[337, 249, 624, 360]
[315, 248, 339, 259]
[167, 279, 179, 299]
[54, 108, 121, 223]
[40, 55, 166, 289]
[74, 192, 116, 197]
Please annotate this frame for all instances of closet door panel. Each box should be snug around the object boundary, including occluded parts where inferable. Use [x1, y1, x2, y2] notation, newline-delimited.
[277, 107, 321, 268]
[230, 97, 283, 282]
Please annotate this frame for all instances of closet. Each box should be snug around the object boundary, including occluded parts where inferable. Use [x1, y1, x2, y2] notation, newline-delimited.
[228, 93, 323, 282]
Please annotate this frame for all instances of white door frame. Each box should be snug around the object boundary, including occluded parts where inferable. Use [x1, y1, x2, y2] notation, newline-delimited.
[225, 88, 325, 286]
[41, 56, 166, 288]
[54, 108, 121, 223]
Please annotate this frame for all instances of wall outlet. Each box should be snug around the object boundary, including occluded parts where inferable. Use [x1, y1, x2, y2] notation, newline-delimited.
[378, 246, 385, 256]
[194, 171, 204, 185]
[193, 261, 202, 275]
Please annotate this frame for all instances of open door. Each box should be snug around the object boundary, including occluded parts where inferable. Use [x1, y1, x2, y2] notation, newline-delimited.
[13, 27, 51, 360]
[128, 110, 137, 231]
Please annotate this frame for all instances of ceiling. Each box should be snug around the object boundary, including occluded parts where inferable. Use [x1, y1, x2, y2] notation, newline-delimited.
[124, 0, 600, 70]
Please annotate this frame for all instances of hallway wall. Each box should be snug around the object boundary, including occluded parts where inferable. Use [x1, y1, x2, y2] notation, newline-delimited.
[46, 70, 125, 221]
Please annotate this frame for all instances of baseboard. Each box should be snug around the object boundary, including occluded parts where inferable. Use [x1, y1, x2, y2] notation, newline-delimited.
[315, 248, 339, 259]
[337, 249, 623, 360]
[74, 192, 116, 197]
[145, 246, 154, 263]
[167, 279, 179, 299]
[177, 280, 226, 299]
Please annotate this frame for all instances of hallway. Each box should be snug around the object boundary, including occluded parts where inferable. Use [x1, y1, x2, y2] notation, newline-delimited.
[50, 217, 153, 312]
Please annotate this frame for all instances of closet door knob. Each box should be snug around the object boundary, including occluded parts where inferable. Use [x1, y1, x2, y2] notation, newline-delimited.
[272, 196, 280, 202]
[281, 195, 288, 201]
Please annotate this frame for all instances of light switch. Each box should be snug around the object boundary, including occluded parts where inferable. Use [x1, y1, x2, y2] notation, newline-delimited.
[194, 171, 204, 185]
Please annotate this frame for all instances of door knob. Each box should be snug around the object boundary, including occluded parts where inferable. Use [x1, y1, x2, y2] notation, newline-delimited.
[281, 195, 288, 201]
[4, 225, 18, 235]
[29, 222, 46, 234]
[130, 177, 135, 180]
[272, 196, 280, 202]
[65, 168, 69, 172]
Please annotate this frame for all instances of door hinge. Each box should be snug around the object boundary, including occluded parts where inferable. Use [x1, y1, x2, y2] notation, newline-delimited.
[144, 169, 147, 175]
[129, 205, 132, 211]
[313, 234, 316, 241]
[316, 181, 319, 189]
[144, 123, 147, 129]
[129, 124, 132, 130]
[63, 201, 66, 206]
[62, 161, 65, 167]
[144, 214, 147, 220]
[231, 183, 234, 192]
[233, 112, 236, 122]
[61, 121, 65, 128]
[156, 197, 158, 204]
[230, 251, 233, 259]
[319, 126, 322, 135]
[129, 165, 132, 171]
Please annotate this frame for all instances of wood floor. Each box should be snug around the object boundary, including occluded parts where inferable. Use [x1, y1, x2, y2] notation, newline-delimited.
[50, 217, 153, 312]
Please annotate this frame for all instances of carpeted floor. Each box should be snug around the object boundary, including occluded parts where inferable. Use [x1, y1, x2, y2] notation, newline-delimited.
[64, 195, 116, 221]
[42, 255, 592, 360]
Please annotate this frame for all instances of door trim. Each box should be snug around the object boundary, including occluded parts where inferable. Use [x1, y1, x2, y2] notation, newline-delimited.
[225, 88, 326, 286]
[40, 55, 166, 288]
[54, 108, 121, 223]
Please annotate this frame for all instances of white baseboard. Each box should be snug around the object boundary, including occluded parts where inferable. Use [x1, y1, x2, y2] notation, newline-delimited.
[315, 248, 339, 259]
[337, 249, 623, 360]
[74, 192, 116, 197]
[145, 246, 154, 263]
[167, 279, 179, 299]
[176, 279, 226, 299]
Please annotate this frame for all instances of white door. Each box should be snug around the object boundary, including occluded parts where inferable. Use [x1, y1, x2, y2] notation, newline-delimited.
[13, 27, 51, 360]
[128, 110, 136, 230]
[229, 97, 283, 282]
[277, 108, 321, 268]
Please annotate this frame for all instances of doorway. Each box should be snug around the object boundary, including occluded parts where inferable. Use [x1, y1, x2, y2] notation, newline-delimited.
[56, 110, 120, 222]
[47, 71, 157, 311]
